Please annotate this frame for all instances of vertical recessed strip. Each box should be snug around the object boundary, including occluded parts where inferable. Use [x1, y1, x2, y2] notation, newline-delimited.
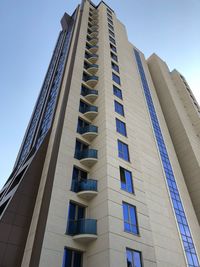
[134, 48, 199, 267]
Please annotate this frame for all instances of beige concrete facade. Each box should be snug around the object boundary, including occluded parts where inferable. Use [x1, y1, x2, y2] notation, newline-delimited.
[10, 1, 200, 267]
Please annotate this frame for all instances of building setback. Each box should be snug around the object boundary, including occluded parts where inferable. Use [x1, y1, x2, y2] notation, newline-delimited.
[0, 0, 200, 266]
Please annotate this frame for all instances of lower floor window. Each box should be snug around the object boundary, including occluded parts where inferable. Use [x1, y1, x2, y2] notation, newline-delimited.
[62, 248, 82, 267]
[126, 248, 142, 267]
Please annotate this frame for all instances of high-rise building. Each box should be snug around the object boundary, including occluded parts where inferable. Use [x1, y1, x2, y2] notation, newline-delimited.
[0, 0, 200, 266]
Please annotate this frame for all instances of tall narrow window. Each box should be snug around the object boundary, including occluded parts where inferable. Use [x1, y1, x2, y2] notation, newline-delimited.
[126, 248, 142, 267]
[110, 51, 118, 62]
[109, 29, 115, 37]
[62, 248, 82, 267]
[123, 202, 139, 234]
[67, 202, 85, 235]
[116, 118, 127, 136]
[108, 18, 113, 25]
[74, 139, 88, 159]
[109, 35, 116, 45]
[111, 61, 119, 73]
[113, 85, 122, 99]
[107, 13, 112, 20]
[108, 23, 114, 31]
[112, 72, 121, 85]
[120, 167, 133, 193]
[118, 140, 130, 161]
[71, 166, 87, 192]
[110, 43, 117, 53]
[114, 101, 124, 116]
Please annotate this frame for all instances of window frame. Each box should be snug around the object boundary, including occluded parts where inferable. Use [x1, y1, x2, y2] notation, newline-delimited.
[116, 118, 127, 137]
[122, 202, 139, 235]
[126, 248, 143, 267]
[114, 100, 124, 116]
[119, 166, 134, 193]
[117, 139, 130, 162]
[113, 85, 122, 99]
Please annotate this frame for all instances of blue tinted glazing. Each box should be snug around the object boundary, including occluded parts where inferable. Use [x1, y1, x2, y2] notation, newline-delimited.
[126, 249, 142, 267]
[113, 85, 122, 99]
[36, 26, 73, 148]
[17, 31, 65, 166]
[116, 118, 127, 136]
[120, 167, 133, 193]
[134, 49, 199, 267]
[123, 202, 138, 235]
[118, 140, 130, 161]
[62, 248, 82, 267]
[114, 100, 124, 116]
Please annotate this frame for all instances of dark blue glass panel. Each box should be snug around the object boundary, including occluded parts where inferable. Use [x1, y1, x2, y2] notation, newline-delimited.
[112, 72, 121, 85]
[116, 118, 127, 136]
[114, 100, 124, 116]
[134, 48, 199, 267]
[113, 85, 122, 99]
[120, 167, 133, 193]
[118, 140, 130, 161]
[123, 202, 138, 235]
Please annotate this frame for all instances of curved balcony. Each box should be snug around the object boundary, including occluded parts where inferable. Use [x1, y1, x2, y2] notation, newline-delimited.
[85, 63, 98, 75]
[79, 149, 98, 166]
[90, 31, 98, 38]
[77, 179, 98, 199]
[82, 105, 98, 120]
[70, 219, 97, 243]
[90, 25, 99, 31]
[79, 125, 98, 140]
[83, 75, 98, 88]
[87, 37, 98, 46]
[85, 53, 98, 64]
[90, 19, 98, 25]
[87, 44, 98, 54]
[82, 87, 98, 102]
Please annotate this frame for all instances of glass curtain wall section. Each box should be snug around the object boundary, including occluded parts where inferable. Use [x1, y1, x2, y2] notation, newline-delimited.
[134, 48, 200, 267]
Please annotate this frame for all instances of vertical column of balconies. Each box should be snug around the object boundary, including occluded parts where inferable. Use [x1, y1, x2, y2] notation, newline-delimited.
[66, 6, 99, 244]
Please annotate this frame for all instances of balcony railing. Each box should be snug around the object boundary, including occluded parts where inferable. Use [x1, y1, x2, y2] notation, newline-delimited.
[78, 125, 98, 135]
[75, 149, 98, 160]
[72, 179, 98, 193]
[68, 218, 97, 236]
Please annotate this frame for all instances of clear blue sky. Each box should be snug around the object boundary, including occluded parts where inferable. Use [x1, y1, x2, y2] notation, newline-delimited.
[0, 0, 200, 188]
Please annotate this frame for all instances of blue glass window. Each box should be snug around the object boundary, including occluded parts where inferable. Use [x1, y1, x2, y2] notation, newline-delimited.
[110, 43, 117, 53]
[111, 61, 119, 73]
[114, 100, 124, 116]
[120, 167, 133, 193]
[109, 29, 115, 37]
[112, 72, 121, 85]
[116, 118, 127, 136]
[71, 166, 87, 192]
[134, 48, 200, 267]
[67, 202, 85, 235]
[108, 18, 113, 25]
[109, 35, 116, 45]
[118, 140, 130, 161]
[126, 248, 142, 267]
[74, 139, 88, 159]
[108, 23, 114, 31]
[62, 248, 82, 267]
[77, 118, 89, 134]
[113, 85, 122, 99]
[123, 202, 139, 235]
[110, 52, 118, 62]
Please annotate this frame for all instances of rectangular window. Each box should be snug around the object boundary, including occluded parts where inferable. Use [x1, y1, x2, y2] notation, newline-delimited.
[108, 23, 114, 31]
[107, 13, 112, 19]
[107, 8, 112, 14]
[110, 43, 117, 53]
[67, 201, 85, 235]
[118, 140, 130, 161]
[108, 18, 113, 25]
[77, 117, 89, 134]
[109, 35, 116, 45]
[114, 100, 124, 116]
[110, 51, 118, 62]
[112, 72, 121, 85]
[74, 139, 88, 159]
[113, 85, 122, 99]
[111, 61, 119, 73]
[71, 166, 87, 192]
[109, 29, 115, 37]
[62, 248, 82, 267]
[126, 248, 142, 267]
[123, 202, 139, 234]
[116, 118, 127, 136]
[120, 167, 134, 193]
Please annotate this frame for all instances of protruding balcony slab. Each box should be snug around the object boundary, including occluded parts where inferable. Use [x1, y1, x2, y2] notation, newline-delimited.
[79, 149, 98, 167]
[86, 63, 98, 75]
[84, 75, 98, 88]
[70, 219, 97, 243]
[77, 179, 98, 199]
[80, 125, 98, 140]
[85, 54, 98, 64]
